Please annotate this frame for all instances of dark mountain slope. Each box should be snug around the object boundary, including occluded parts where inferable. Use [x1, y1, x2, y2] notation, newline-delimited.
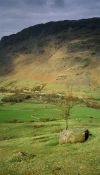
[0, 17, 100, 90]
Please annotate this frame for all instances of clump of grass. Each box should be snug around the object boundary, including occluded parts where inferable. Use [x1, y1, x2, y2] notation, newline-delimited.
[33, 123, 45, 128]
[40, 118, 57, 122]
[10, 152, 36, 163]
[8, 119, 24, 123]
[0, 135, 15, 141]
[51, 166, 62, 175]
[33, 135, 49, 143]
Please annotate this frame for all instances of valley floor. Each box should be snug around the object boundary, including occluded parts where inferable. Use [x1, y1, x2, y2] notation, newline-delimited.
[0, 97, 100, 175]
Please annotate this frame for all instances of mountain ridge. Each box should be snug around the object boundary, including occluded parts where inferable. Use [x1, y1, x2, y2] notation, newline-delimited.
[1, 17, 100, 40]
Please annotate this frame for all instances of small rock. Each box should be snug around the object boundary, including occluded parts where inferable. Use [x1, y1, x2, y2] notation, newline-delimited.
[59, 128, 89, 144]
[17, 151, 28, 157]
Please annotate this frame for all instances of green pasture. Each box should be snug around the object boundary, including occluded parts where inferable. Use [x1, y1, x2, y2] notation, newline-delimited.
[0, 98, 100, 175]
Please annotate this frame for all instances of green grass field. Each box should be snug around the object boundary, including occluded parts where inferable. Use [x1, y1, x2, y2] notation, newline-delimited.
[0, 96, 100, 175]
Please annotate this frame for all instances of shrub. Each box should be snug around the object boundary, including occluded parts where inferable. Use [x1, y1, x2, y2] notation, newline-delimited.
[1, 93, 31, 103]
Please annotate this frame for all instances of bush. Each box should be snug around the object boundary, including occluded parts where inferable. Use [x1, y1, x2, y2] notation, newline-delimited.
[1, 93, 31, 103]
[32, 83, 47, 93]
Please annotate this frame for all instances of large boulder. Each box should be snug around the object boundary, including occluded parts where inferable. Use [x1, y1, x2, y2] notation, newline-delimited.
[59, 128, 89, 144]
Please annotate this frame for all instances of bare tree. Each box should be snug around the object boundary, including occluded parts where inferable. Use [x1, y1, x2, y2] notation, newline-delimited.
[45, 83, 75, 130]
[32, 83, 47, 94]
[60, 84, 75, 130]
[56, 74, 76, 130]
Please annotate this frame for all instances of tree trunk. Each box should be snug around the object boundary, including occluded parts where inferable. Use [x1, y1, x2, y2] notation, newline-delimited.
[64, 110, 69, 130]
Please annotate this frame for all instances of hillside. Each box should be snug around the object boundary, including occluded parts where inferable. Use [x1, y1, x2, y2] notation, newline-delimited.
[0, 17, 100, 92]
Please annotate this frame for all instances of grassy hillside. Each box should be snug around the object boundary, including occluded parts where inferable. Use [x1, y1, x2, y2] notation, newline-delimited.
[0, 18, 100, 92]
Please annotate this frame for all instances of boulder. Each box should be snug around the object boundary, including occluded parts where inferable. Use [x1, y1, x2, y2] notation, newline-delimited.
[59, 128, 89, 144]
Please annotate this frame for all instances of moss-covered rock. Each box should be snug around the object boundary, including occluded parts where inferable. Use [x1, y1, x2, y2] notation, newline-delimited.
[59, 128, 89, 144]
